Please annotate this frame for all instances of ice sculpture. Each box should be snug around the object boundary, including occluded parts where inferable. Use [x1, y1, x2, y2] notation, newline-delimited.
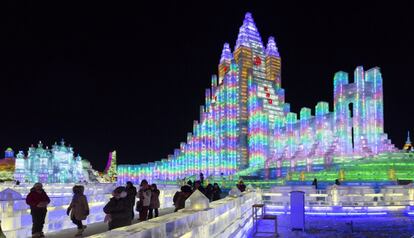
[103, 151, 117, 182]
[117, 12, 396, 183]
[246, 184, 255, 192]
[0, 188, 22, 201]
[228, 187, 242, 197]
[13, 140, 87, 183]
[184, 189, 209, 211]
[0, 149, 15, 181]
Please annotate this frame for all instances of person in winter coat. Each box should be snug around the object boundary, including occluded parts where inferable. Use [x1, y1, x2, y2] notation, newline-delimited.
[67, 185, 89, 236]
[237, 180, 246, 192]
[205, 184, 214, 202]
[148, 184, 160, 219]
[125, 181, 137, 221]
[26, 183, 50, 238]
[212, 183, 222, 201]
[103, 186, 131, 230]
[137, 180, 151, 221]
[312, 178, 318, 189]
[173, 185, 192, 212]
[193, 180, 206, 195]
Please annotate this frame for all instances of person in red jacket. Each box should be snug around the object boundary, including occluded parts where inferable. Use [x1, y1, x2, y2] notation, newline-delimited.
[26, 183, 50, 238]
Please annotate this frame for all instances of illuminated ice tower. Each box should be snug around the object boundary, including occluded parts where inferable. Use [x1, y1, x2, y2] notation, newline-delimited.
[117, 12, 396, 182]
[333, 67, 386, 155]
[104, 150, 117, 182]
[403, 131, 413, 151]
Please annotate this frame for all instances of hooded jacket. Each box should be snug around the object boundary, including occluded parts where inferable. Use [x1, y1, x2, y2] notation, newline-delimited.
[103, 191, 131, 228]
[68, 194, 89, 221]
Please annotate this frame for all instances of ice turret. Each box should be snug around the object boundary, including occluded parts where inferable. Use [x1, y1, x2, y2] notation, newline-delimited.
[235, 12, 264, 50]
[403, 131, 412, 151]
[219, 43, 232, 64]
[265, 36, 282, 86]
[218, 43, 233, 84]
[265, 36, 280, 57]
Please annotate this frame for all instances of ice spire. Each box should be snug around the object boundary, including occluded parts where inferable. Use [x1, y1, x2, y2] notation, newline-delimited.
[220, 43, 233, 63]
[235, 12, 264, 49]
[403, 131, 413, 151]
[265, 36, 280, 57]
[407, 131, 411, 144]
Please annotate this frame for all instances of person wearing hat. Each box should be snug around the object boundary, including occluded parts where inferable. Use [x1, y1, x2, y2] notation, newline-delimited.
[103, 186, 131, 230]
[26, 183, 50, 238]
[137, 179, 151, 221]
[67, 185, 89, 236]
[173, 185, 193, 212]
[125, 181, 137, 221]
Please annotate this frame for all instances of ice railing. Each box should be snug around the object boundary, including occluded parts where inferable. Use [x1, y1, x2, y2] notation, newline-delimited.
[89, 191, 262, 238]
[0, 183, 180, 238]
[262, 185, 414, 213]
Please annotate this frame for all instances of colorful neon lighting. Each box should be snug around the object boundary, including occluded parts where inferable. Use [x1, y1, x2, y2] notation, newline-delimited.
[117, 12, 397, 183]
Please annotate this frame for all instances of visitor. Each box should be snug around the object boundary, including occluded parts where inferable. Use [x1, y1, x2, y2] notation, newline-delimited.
[125, 181, 137, 220]
[148, 184, 160, 219]
[66, 185, 89, 237]
[137, 179, 151, 221]
[187, 180, 193, 188]
[212, 183, 222, 201]
[335, 179, 341, 186]
[103, 186, 131, 230]
[205, 184, 214, 202]
[312, 178, 318, 189]
[237, 180, 246, 192]
[173, 185, 192, 212]
[26, 182, 50, 238]
[193, 180, 206, 195]
[199, 173, 205, 186]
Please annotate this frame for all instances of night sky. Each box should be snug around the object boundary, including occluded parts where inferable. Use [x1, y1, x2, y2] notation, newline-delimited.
[2, 1, 414, 171]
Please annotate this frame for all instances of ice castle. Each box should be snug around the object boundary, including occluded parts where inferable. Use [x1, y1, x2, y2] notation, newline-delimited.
[117, 12, 396, 184]
[14, 140, 85, 183]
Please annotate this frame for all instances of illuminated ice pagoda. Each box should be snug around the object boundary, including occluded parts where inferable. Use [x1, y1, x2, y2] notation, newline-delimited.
[14, 140, 85, 183]
[0, 148, 15, 181]
[117, 12, 396, 184]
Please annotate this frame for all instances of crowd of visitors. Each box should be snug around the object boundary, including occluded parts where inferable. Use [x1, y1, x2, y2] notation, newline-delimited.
[24, 176, 231, 237]
[172, 175, 224, 212]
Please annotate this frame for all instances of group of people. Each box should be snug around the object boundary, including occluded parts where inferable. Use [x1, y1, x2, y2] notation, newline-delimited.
[26, 183, 90, 237]
[24, 179, 228, 237]
[312, 178, 341, 190]
[25, 180, 161, 237]
[172, 180, 222, 212]
[103, 180, 161, 230]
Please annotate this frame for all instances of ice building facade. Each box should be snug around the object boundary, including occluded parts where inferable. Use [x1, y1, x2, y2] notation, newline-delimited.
[117, 12, 395, 184]
[14, 140, 85, 183]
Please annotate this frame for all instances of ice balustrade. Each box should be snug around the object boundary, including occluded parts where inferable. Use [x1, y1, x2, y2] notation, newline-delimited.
[0, 184, 179, 238]
[88, 191, 262, 238]
[263, 185, 414, 214]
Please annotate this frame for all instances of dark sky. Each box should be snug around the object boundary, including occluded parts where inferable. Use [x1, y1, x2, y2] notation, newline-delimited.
[2, 1, 414, 171]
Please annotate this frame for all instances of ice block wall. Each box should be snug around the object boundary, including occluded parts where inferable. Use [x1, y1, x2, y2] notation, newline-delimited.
[0, 183, 179, 238]
[88, 191, 262, 238]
